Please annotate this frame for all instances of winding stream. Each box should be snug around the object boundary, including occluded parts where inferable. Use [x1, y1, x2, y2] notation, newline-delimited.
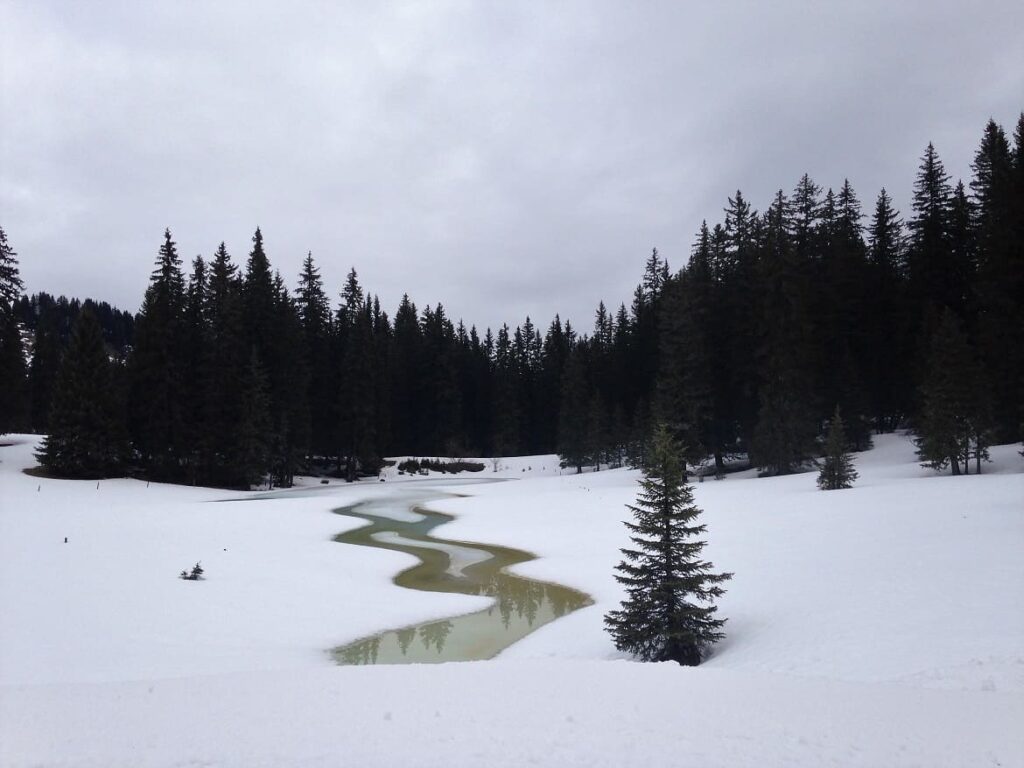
[329, 486, 592, 665]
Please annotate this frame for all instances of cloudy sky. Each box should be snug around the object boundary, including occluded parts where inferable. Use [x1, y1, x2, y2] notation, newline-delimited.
[2, 1, 1022, 332]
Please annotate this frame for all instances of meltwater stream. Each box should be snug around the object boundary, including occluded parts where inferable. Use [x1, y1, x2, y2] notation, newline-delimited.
[328, 485, 592, 665]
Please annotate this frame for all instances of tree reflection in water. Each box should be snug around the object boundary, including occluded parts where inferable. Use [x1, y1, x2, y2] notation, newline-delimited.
[419, 620, 453, 653]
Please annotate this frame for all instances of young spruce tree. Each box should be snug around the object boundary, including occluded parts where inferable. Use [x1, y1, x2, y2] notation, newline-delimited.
[817, 407, 858, 490]
[605, 424, 731, 666]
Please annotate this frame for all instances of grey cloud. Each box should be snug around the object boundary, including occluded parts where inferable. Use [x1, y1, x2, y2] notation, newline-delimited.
[2, 1, 1022, 332]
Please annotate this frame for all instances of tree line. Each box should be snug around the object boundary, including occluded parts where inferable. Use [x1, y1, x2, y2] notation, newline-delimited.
[0, 114, 1021, 485]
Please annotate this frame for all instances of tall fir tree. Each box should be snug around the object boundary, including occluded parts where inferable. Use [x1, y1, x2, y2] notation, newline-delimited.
[656, 224, 721, 472]
[202, 242, 248, 486]
[28, 303, 62, 433]
[0, 226, 29, 434]
[0, 302, 29, 434]
[181, 255, 208, 483]
[751, 190, 817, 475]
[866, 188, 912, 429]
[235, 348, 272, 488]
[916, 310, 990, 475]
[389, 294, 422, 453]
[128, 229, 187, 479]
[337, 269, 378, 479]
[908, 142, 957, 321]
[971, 117, 1023, 442]
[296, 252, 334, 459]
[604, 424, 731, 665]
[557, 347, 591, 473]
[36, 307, 127, 477]
[0, 226, 24, 307]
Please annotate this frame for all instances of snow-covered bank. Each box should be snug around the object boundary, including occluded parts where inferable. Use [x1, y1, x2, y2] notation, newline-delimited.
[2, 432, 1022, 767]
[0, 438, 487, 684]
[430, 434, 1024, 692]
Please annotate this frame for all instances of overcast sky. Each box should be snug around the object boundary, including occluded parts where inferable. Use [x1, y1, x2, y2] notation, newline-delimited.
[2, 1, 1022, 332]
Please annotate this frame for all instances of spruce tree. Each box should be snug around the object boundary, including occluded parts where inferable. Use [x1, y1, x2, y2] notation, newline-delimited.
[916, 309, 990, 475]
[0, 226, 29, 434]
[656, 223, 727, 473]
[751, 190, 817, 475]
[28, 304, 62, 433]
[235, 348, 272, 488]
[0, 226, 24, 307]
[557, 348, 591, 473]
[202, 242, 247, 486]
[817, 407, 858, 490]
[866, 188, 911, 430]
[36, 307, 127, 477]
[296, 252, 334, 459]
[129, 229, 187, 480]
[182, 255, 208, 483]
[605, 424, 731, 666]
[491, 323, 522, 457]
[337, 269, 378, 479]
[971, 118, 1023, 442]
[0, 302, 29, 434]
[908, 142, 955, 318]
[390, 294, 422, 453]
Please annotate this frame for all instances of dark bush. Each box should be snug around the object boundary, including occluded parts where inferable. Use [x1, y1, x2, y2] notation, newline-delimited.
[397, 458, 485, 474]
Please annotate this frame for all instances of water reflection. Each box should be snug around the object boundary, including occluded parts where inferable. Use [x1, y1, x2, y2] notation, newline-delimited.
[330, 496, 592, 665]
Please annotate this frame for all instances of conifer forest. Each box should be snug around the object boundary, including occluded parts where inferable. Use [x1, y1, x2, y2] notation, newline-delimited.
[2, 115, 1022, 487]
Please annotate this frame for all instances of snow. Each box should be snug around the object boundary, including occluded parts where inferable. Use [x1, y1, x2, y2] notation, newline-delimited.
[1, 433, 1022, 767]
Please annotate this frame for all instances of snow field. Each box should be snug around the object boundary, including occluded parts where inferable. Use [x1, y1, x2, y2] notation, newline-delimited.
[1, 432, 1022, 767]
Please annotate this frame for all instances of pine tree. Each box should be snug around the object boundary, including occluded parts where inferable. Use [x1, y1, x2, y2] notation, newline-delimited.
[296, 252, 334, 459]
[235, 348, 272, 488]
[28, 303, 62, 433]
[268, 271, 308, 487]
[202, 242, 248, 486]
[916, 310, 990, 475]
[971, 118, 1023, 442]
[751, 190, 817, 475]
[817, 407, 858, 490]
[0, 226, 24, 307]
[0, 302, 29, 434]
[586, 391, 608, 470]
[181, 255, 208, 483]
[337, 269, 377, 479]
[36, 307, 127, 477]
[491, 323, 521, 457]
[0, 226, 29, 434]
[557, 348, 591, 473]
[656, 223, 725, 473]
[390, 294, 422, 453]
[866, 188, 911, 430]
[128, 229, 187, 480]
[605, 424, 731, 665]
[908, 142, 956, 317]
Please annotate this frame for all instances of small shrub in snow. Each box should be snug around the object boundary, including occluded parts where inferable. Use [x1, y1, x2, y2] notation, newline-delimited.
[817, 407, 858, 490]
[179, 562, 204, 581]
[397, 458, 485, 474]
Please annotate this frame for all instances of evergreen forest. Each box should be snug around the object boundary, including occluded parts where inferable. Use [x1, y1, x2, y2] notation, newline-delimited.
[1, 115, 1021, 487]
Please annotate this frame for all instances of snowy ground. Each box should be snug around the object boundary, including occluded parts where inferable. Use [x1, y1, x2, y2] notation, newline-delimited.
[1, 434, 1022, 767]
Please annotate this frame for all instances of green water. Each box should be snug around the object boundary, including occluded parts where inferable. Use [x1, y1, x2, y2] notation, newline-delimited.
[330, 490, 592, 665]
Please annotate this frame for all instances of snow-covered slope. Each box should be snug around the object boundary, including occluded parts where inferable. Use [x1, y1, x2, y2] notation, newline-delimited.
[1, 433, 1021, 767]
